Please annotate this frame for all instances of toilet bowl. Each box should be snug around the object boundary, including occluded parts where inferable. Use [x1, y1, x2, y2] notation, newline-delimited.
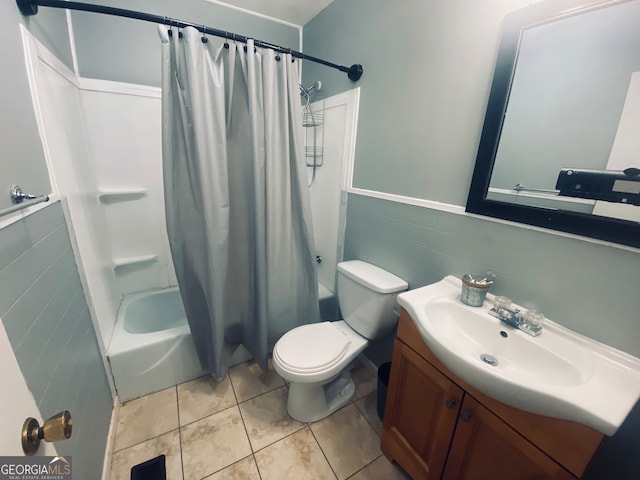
[273, 260, 408, 422]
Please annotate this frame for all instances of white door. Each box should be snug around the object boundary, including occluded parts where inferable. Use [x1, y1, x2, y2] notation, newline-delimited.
[592, 71, 640, 221]
[0, 317, 57, 456]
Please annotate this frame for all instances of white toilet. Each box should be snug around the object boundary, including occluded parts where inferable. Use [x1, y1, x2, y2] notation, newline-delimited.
[273, 260, 408, 422]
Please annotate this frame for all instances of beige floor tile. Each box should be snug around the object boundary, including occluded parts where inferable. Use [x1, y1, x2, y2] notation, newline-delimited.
[178, 374, 237, 426]
[229, 359, 285, 402]
[354, 391, 383, 436]
[110, 429, 182, 480]
[181, 405, 252, 479]
[348, 456, 410, 480]
[239, 386, 305, 451]
[113, 387, 178, 451]
[254, 428, 336, 480]
[204, 455, 261, 480]
[310, 404, 381, 480]
[351, 358, 377, 401]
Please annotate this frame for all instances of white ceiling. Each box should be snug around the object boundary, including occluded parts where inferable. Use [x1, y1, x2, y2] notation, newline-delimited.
[209, 0, 335, 26]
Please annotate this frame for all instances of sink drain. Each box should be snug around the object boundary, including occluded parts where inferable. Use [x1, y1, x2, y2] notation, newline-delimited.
[480, 353, 498, 366]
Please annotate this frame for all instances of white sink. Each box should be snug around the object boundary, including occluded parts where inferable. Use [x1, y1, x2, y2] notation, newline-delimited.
[397, 275, 640, 436]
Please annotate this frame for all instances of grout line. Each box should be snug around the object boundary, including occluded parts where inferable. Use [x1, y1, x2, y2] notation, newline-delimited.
[112, 427, 180, 454]
[351, 395, 383, 438]
[175, 385, 186, 480]
[232, 386, 310, 458]
[344, 454, 384, 479]
[14, 264, 77, 352]
[236, 382, 287, 407]
[201, 454, 260, 480]
[235, 399, 254, 453]
[1, 229, 70, 317]
[308, 427, 339, 480]
[227, 370, 240, 405]
[177, 402, 238, 429]
[250, 425, 307, 456]
[226, 370, 258, 465]
[255, 452, 263, 480]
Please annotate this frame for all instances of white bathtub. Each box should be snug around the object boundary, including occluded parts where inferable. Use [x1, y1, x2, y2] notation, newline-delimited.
[108, 282, 336, 401]
[107, 287, 205, 402]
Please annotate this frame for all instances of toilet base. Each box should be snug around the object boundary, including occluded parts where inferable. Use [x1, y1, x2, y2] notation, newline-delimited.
[287, 368, 356, 422]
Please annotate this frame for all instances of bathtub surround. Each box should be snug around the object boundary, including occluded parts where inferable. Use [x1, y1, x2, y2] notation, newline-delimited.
[161, 29, 320, 379]
[107, 288, 205, 402]
[16, 0, 305, 353]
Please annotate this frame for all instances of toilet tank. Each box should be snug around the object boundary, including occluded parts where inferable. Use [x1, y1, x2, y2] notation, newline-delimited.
[337, 261, 408, 339]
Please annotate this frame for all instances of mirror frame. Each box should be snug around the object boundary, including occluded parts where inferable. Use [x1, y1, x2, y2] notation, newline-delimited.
[466, 0, 640, 249]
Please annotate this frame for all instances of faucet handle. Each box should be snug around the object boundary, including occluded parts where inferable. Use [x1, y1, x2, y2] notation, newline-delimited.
[494, 296, 512, 310]
[524, 310, 545, 329]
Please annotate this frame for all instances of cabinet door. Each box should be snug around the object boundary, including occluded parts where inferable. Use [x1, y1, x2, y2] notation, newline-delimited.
[443, 396, 576, 480]
[381, 340, 464, 480]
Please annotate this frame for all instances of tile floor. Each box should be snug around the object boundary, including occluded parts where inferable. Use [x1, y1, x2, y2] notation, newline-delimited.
[108, 358, 409, 480]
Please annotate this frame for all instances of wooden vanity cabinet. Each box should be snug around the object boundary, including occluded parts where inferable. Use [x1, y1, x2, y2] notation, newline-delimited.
[381, 310, 604, 480]
[442, 395, 575, 480]
[380, 340, 463, 479]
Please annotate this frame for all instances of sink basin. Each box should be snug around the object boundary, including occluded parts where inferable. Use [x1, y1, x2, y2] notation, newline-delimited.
[397, 276, 640, 436]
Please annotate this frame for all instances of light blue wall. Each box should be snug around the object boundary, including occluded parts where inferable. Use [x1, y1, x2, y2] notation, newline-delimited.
[346, 194, 640, 357]
[303, 0, 533, 205]
[0, 203, 112, 477]
[71, 0, 300, 86]
[303, 0, 640, 476]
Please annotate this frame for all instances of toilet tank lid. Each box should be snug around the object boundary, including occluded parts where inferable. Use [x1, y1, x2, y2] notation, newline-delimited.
[337, 260, 408, 294]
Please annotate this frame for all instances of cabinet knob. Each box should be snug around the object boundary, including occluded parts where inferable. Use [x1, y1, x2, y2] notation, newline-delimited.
[460, 411, 472, 423]
[445, 399, 456, 409]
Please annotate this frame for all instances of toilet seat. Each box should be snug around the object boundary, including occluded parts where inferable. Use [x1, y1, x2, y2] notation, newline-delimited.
[274, 322, 351, 374]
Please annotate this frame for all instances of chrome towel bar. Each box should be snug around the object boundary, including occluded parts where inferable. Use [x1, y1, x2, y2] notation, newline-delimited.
[0, 185, 50, 219]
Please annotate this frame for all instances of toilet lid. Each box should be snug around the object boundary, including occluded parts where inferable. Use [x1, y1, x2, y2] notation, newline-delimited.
[275, 323, 351, 373]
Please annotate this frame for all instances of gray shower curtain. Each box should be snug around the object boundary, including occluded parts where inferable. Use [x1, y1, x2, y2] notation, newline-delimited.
[159, 27, 320, 380]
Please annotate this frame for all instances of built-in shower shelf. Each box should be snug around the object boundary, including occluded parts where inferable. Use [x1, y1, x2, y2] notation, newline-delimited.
[112, 254, 158, 270]
[98, 188, 148, 203]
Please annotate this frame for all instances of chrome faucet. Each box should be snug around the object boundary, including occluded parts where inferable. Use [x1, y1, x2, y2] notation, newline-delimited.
[488, 296, 544, 337]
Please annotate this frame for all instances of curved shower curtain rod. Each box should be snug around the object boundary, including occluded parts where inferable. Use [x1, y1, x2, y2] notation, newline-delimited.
[16, 0, 364, 81]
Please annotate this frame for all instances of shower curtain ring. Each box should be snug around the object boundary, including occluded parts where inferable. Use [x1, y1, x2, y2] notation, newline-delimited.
[167, 18, 173, 38]
[201, 25, 208, 43]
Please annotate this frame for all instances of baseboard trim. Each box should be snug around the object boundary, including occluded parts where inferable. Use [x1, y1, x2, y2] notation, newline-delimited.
[357, 353, 378, 373]
[101, 397, 120, 480]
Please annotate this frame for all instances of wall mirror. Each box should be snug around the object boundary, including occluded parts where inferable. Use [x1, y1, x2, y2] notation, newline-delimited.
[467, 0, 640, 248]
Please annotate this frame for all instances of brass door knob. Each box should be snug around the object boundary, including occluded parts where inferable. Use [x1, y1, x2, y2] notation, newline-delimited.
[22, 411, 72, 456]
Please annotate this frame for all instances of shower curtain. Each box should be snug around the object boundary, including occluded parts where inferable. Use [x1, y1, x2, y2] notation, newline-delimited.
[159, 27, 320, 380]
